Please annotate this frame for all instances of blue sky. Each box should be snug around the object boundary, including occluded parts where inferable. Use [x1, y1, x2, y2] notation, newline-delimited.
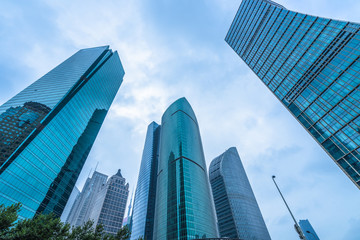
[1, 0, 360, 239]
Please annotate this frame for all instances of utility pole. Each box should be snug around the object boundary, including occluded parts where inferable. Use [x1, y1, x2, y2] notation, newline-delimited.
[272, 175, 306, 240]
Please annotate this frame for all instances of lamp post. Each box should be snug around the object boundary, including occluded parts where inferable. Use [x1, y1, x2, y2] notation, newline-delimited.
[272, 175, 306, 240]
[306, 230, 319, 240]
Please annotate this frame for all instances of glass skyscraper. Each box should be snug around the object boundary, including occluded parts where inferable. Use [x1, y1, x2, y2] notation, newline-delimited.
[130, 122, 160, 240]
[153, 97, 218, 240]
[67, 171, 108, 227]
[226, 0, 360, 188]
[0, 46, 124, 218]
[60, 186, 80, 222]
[67, 170, 129, 235]
[209, 147, 271, 240]
[299, 219, 319, 240]
[90, 170, 129, 235]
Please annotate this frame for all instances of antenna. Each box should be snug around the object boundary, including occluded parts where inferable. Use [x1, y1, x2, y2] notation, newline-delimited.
[94, 161, 99, 172]
[87, 168, 93, 178]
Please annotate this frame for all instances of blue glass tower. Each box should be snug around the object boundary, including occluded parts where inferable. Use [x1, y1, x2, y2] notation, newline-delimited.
[209, 147, 271, 240]
[299, 219, 319, 240]
[226, 0, 360, 188]
[153, 97, 218, 240]
[130, 122, 160, 240]
[0, 46, 124, 218]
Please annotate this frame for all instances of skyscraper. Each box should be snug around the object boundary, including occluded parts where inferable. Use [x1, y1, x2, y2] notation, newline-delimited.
[122, 189, 133, 227]
[226, 0, 360, 188]
[66, 171, 108, 227]
[153, 97, 218, 239]
[299, 219, 319, 240]
[130, 122, 160, 240]
[60, 186, 80, 222]
[209, 147, 271, 240]
[90, 170, 129, 235]
[0, 46, 124, 218]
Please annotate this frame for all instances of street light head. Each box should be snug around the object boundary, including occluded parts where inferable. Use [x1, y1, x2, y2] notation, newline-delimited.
[272, 175, 276, 179]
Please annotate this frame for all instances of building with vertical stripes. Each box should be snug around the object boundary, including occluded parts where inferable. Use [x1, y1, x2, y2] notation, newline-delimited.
[226, 0, 360, 188]
[209, 147, 270, 240]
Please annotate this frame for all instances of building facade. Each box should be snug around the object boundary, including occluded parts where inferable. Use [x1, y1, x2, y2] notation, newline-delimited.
[66, 171, 108, 227]
[130, 122, 160, 240]
[153, 97, 218, 239]
[209, 147, 271, 240]
[299, 219, 319, 240]
[226, 0, 360, 188]
[0, 46, 124, 218]
[60, 186, 80, 222]
[91, 170, 129, 235]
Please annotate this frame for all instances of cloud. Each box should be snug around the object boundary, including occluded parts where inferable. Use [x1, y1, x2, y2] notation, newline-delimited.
[1, 0, 360, 239]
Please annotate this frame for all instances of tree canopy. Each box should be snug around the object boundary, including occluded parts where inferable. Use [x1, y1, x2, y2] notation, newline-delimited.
[0, 203, 133, 240]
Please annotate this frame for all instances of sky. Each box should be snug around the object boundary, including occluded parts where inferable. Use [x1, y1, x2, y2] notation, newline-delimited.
[0, 0, 360, 239]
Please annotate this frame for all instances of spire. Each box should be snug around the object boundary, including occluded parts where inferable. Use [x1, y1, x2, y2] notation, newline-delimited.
[116, 169, 123, 177]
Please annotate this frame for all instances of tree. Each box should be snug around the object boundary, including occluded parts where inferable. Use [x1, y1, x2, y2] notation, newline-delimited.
[5, 213, 70, 240]
[0, 203, 21, 238]
[113, 225, 131, 240]
[0, 203, 139, 240]
[68, 220, 105, 240]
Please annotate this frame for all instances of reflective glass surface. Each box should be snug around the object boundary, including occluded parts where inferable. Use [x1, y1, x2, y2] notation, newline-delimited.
[153, 98, 218, 240]
[0, 46, 124, 218]
[209, 147, 271, 240]
[130, 122, 160, 240]
[299, 219, 320, 240]
[226, 0, 360, 188]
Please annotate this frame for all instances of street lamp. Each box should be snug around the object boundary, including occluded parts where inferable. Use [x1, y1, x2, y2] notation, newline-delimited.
[272, 175, 306, 240]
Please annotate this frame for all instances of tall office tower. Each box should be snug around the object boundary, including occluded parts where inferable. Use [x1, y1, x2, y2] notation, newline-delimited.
[122, 190, 133, 227]
[66, 171, 108, 227]
[153, 98, 218, 239]
[209, 147, 271, 240]
[226, 0, 360, 188]
[90, 169, 129, 235]
[130, 122, 161, 240]
[299, 219, 319, 240]
[60, 186, 80, 222]
[0, 46, 124, 218]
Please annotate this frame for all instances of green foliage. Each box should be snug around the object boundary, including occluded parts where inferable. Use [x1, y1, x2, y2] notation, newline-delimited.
[68, 220, 105, 240]
[0, 203, 137, 240]
[113, 225, 131, 240]
[6, 213, 70, 240]
[0, 202, 21, 238]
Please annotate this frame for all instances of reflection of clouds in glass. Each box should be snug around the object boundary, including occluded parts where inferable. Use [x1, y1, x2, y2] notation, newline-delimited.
[0, 46, 124, 220]
[0, 101, 50, 166]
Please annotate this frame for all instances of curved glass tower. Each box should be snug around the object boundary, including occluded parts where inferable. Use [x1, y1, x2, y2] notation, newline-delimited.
[209, 147, 271, 240]
[153, 97, 218, 240]
[226, 0, 360, 189]
[131, 122, 160, 240]
[0, 46, 124, 218]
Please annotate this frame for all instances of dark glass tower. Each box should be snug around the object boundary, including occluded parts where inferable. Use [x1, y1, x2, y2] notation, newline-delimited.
[130, 122, 160, 240]
[0, 46, 124, 218]
[153, 97, 218, 240]
[209, 147, 271, 240]
[226, 0, 360, 188]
